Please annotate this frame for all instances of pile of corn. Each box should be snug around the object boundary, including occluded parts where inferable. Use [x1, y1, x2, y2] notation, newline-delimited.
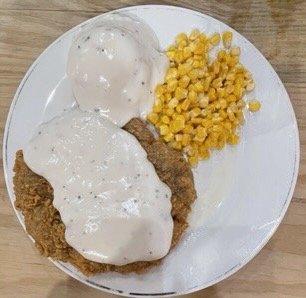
[147, 29, 261, 166]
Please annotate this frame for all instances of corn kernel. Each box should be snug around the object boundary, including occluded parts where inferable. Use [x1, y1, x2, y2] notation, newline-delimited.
[181, 98, 191, 111]
[228, 56, 238, 67]
[222, 31, 233, 48]
[155, 84, 165, 96]
[183, 47, 193, 59]
[183, 124, 193, 134]
[199, 146, 210, 159]
[165, 108, 174, 116]
[217, 88, 226, 98]
[244, 71, 252, 80]
[227, 94, 237, 102]
[178, 40, 188, 50]
[189, 69, 199, 80]
[223, 121, 232, 130]
[219, 109, 227, 119]
[212, 116, 223, 123]
[246, 80, 255, 91]
[165, 68, 178, 80]
[192, 60, 201, 68]
[153, 103, 163, 113]
[191, 117, 203, 125]
[216, 139, 226, 150]
[147, 112, 159, 124]
[196, 126, 207, 137]
[188, 84, 195, 92]
[194, 42, 206, 55]
[208, 88, 217, 101]
[201, 109, 212, 119]
[194, 81, 204, 92]
[248, 100, 261, 112]
[213, 61, 220, 75]
[226, 73, 235, 81]
[164, 132, 174, 142]
[228, 133, 239, 145]
[189, 29, 200, 40]
[161, 115, 170, 124]
[159, 124, 170, 135]
[190, 107, 201, 118]
[199, 34, 207, 43]
[211, 124, 223, 132]
[229, 102, 238, 113]
[228, 110, 236, 122]
[218, 49, 226, 61]
[170, 115, 185, 133]
[167, 45, 176, 51]
[170, 141, 182, 150]
[198, 68, 206, 78]
[175, 87, 188, 100]
[174, 134, 183, 142]
[174, 50, 184, 63]
[233, 84, 243, 98]
[168, 98, 179, 109]
[210, 33, 221, 46]
[236, 74, 245, 84]
[167, 51, 175, 60]
[183, 111, 191, 121]
[176, 33, 188, 44]
[230, 46, 241, 56]
[182, 134, 191, 146]
[188, 156, 198, 166]
[167, 78, 178, 92]
[164, 92, 172, 102]
[219, 99, 227, 109]
[178, 75, 190, 88]
[176, 104, 182, 113]
[178, 64, 188, 76]
[221, 63, 229, 73]
[236, 99, 245, 108]
[188, 90, 197, 102]
[236, 110, 245, 124]
[212, 78, 222, 89]
[199, 94, 209, 108]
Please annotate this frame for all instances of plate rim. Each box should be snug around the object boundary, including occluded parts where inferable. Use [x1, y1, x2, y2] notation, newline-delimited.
[2, 4, 300, 297]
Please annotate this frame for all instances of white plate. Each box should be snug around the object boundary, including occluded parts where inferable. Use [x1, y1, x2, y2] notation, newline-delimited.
[3, 5, 299, 297]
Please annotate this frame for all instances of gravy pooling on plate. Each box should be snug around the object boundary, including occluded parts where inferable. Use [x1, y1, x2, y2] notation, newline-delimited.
[23, 109, 173, 265]
[67, 13, 168, 126]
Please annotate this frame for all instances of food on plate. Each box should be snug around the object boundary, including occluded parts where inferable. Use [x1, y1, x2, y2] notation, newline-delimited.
[13, 11, 261, 275]
[23, 109, 173, 265]
[67, 13, 168, 126]
[247, 99, 261, 112]
[14, 118, 196, 275]
[147, 29, 261, 166]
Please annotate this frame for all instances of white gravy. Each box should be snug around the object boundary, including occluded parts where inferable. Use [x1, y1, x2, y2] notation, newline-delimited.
[24, 109, 173, 265]
[67, 13, 168, 126]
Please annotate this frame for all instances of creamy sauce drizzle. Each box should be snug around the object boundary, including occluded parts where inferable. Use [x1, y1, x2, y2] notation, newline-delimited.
[24, 109, 173, 265]
[67, 13, 168, 126]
